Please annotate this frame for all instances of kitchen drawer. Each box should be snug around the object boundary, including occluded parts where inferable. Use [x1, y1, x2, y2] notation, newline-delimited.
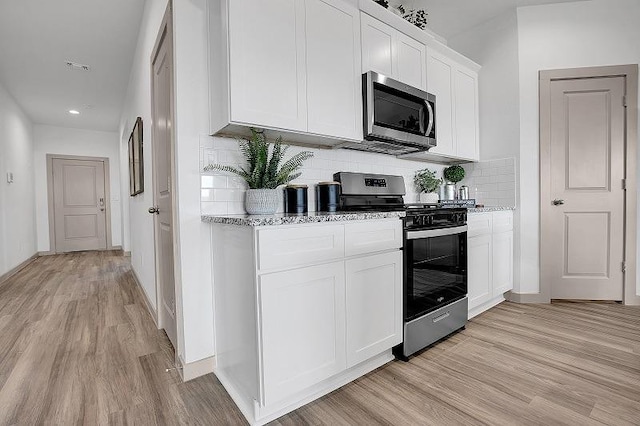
[467, 212, 492, 237]
[345, 220, 402, 257]
[257, 224, 345, 271]
[492, 211, 513, 233]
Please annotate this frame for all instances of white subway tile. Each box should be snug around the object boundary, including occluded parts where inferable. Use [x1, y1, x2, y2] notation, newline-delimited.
[498, 182, 515, 191]
[201, 189, 215, 202]
[202, 202, 228, 215]
[482, 167, 498, 176]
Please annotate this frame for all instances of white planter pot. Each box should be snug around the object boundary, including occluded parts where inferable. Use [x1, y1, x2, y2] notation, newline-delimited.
[245, 188, 280, 215]
[419, 192, 439, 204]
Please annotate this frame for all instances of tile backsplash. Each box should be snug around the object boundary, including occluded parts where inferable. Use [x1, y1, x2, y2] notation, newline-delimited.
[460, 158, 516, 207]
[200, 135, 517, 214]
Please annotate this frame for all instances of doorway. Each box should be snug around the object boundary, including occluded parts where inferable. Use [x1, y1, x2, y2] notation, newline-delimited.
[539, 65, 639, 305]
[150, 3, 178, 349]
[47, 155, 112, 253]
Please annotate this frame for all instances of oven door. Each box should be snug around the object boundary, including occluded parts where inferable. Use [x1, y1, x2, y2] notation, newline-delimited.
[364, 71, 436, 149]
[404, 226, 467, 321]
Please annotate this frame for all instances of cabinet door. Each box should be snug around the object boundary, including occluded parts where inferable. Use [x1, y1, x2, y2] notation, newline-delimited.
[426, 49, 455, 156]
[306, 0, 362, 140]
[360, 13, 394, 77]
[454, 67, 479, 160]
[228, 0, 307, 131]
[259, 262, 346, 405]
[468, 234, 492, 309]
[346, 251, 402, 367]
[395, 32, 426, 91]
[492, 230, 514, 296]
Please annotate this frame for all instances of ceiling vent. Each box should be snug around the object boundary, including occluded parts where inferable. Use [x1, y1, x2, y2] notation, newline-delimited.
[65, 61, 91, 72]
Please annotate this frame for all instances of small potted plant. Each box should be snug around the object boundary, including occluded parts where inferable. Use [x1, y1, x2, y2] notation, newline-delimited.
[204, 129, 313, 215]
[442, 165, 465, 199]
[414, 168, 442, 204]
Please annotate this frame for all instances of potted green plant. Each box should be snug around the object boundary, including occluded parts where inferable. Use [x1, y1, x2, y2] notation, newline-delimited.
[414, 168, 442, 204]
[204, 129, 313, 214]
[442, 165, 465, 200]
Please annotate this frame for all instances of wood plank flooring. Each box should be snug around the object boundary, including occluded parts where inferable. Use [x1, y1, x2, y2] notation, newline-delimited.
[0, 251, 638, 425]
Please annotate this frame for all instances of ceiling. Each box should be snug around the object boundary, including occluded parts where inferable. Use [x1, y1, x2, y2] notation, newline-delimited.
[0, 0, 145, 132]
[402, 0, 589, 40]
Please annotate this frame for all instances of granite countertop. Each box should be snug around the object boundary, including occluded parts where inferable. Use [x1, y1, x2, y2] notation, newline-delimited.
[467, 206, 516, 213]
[202, 211, 406, 227]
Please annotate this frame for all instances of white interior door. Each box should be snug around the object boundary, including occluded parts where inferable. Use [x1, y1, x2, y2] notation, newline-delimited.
[542, 76, 626, 300]
[151, 17, 177, 349]
[52, 158, 107, 252]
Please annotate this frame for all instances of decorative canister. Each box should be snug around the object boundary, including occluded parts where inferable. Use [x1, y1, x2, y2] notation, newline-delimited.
[441, 183, 457, 201]
[284, 185, 308, 214]
[459, 185, 469, 200]
[316, 182, 341, 212]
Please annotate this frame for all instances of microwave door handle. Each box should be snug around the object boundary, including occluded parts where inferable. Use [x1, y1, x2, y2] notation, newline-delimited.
[424, 100, 434, 136]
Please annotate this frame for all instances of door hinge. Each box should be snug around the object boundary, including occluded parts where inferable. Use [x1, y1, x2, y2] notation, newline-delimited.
[622, 261, 626, 273]
[623, 95, 627, 107]
[622, 178, 627, 190]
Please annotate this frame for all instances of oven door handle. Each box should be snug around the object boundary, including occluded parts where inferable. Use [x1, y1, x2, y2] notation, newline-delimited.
[406, 225, 467, 240]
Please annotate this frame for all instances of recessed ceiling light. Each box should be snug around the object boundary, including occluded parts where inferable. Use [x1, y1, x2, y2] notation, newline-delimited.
[69, 110, 80, 115]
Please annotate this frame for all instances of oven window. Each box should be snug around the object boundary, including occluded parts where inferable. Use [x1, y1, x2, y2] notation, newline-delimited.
[405, 232, 467, 320]
[373, 83, 425, 135]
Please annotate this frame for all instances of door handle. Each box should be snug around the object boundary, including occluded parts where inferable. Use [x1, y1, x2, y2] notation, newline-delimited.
[553, 199, 565, 206]
[148, 206, 160, 214]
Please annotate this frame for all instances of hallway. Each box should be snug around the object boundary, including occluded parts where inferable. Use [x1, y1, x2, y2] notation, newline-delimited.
[0, 251, 244, 425]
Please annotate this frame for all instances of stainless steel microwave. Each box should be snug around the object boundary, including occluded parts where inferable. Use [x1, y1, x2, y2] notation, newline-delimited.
[362, 71, 436, 154]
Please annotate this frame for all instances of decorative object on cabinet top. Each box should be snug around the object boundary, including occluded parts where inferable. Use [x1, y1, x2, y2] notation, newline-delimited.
[202, 211, 405, 227]
[395, 5, 428, 30]
[203, 128, 313, 215]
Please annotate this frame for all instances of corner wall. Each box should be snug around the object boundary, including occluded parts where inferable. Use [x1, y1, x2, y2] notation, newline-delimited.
[0, 82, 36, 276]
[449, 10, 522, 291]
[119, 0, 170, 315]
[33, 124, 121, 252]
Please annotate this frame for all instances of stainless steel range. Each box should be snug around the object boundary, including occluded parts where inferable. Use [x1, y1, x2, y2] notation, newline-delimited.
[334, 172, 468, 359]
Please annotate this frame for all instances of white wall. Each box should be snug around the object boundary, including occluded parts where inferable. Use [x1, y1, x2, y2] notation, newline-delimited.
[173, 0, 215, 364]
[119, 0, 168, 318]
[517, 0, 640, 295]
[33, 125, 121, 252]
[0, 82, 36, 276]
[119, 0, 215, 366]
[449, 11, 523, 292]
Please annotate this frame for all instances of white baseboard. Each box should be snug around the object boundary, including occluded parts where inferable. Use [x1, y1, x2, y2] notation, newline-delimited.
[468, 295, 505, 319]
[178, 355, 216, 382]
[130, 267, 158, 326]
[0, 253, 38, 285]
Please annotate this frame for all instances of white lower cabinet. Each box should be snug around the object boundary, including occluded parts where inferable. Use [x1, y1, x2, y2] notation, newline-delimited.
[211, 219, 403, 425]
[346, 251, 402, 367]
[467, 233, 492, 308]
[259, 262, 346, 406]
[492, 230, 514, 296]
[467, 211, 514, 318]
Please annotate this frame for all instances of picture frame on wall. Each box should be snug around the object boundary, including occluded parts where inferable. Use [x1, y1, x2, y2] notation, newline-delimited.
[128, 117, 144, 196]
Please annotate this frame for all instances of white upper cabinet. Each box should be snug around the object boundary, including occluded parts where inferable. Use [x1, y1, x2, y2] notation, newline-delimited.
[424, 47, 479, 161]
[211, 0, 362, 144]
[306, 0, 362, 140]
[395, 32, 426, 91]
[426, 49, 455, 156]
[361, 13, 394, 77]
[454, 67, 479, 160]
[360, 13, 426, 90]
[228, 0, 307, 131]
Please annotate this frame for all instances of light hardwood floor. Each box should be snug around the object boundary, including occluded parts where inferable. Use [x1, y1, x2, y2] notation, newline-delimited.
[0, 252, 638, 425]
